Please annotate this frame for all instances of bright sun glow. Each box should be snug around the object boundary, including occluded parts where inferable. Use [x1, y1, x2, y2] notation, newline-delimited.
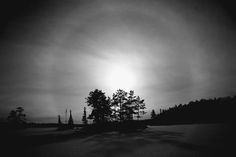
[105, 65, 136, 91]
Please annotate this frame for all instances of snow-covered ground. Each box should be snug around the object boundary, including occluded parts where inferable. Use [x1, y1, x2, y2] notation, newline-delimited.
[16, 127, 76, 136]
[24, 124, 233, 157]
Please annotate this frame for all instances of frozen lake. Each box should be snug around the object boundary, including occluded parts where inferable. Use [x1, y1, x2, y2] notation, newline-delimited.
[20, 123, 233, 157]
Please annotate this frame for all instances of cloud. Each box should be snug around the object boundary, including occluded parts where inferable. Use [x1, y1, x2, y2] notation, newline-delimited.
[0, 0, 236, 121]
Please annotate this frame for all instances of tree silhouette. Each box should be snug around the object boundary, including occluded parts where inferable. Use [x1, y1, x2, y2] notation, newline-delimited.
[123, 90, 136, 120]
[82, 107, 88, 125]
[86, 89, 146, 124]
[68, 110, 74, 127]
[151, 109, 156, 119]
[134, 96, 146, 120]
[111, 89, 128, 121]
[152, 96, 236, 125]
[58, 115, 62, 126]
[124, 90, 144, 121]
[111, 89, 146, 121]
[7, 107, 26, 129]
[86, 89, 111, 123]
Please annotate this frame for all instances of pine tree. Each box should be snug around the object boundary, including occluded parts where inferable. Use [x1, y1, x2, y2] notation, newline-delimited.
[134, 96, 146, 120]
[124, 90, 137, 120]
[68, 110, 74, 127]
[58, 115, 62, 125]
[111, 89, 127, 121]
[151, 109, 156, 119]
[86, 89, 111, 123]
[82, 107, 88, 125]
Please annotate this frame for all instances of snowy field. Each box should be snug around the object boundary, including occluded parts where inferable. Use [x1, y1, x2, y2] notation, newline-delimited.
[19, 124, 233, 157]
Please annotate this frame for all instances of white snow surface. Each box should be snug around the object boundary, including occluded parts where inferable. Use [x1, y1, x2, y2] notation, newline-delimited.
[25, 124, 233, 157]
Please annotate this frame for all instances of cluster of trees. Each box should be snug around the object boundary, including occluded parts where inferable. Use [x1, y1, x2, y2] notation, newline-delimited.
[57, 109, 75, 130]
[56, 89, 146, 128]
[7, 107, 27, 129]
[150, 109, 157, 119]
[150, 96, 236, 125]
[6, 88, 146, 129]
[58, 107, 88, 126]
[86, 89, 146, 124]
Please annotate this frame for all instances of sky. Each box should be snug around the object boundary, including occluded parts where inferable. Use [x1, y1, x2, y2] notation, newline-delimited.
[0, 0, 236, 123]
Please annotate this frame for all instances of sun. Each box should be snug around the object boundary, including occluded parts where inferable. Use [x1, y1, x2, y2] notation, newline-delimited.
[105, 65, 136, 91]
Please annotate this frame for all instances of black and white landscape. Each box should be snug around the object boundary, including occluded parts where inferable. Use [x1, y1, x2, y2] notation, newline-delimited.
[0, 0, 235, 157]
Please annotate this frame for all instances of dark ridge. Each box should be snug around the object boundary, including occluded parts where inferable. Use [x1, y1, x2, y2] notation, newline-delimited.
[149, 95, 236, 125]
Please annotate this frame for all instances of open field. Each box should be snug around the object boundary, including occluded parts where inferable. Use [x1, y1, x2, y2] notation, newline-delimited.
[3, 123, 232, 157]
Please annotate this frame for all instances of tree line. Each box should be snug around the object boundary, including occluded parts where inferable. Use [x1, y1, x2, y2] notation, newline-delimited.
[7, 90, 235, 129]
[149, 96, 236, 125]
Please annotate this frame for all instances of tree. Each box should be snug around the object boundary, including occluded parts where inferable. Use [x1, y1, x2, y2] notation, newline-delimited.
[111, 89, 128, 121]
[151, 109, 156, 119]
[82, 107, 88, 125]
[134, 96, 146, 120]
[123, 90, 138, 120]
[58, 115, 62, 126]
[7, 107, 26, 128]
[86, 89, 111, 123]
[68, 110, 74, 127]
